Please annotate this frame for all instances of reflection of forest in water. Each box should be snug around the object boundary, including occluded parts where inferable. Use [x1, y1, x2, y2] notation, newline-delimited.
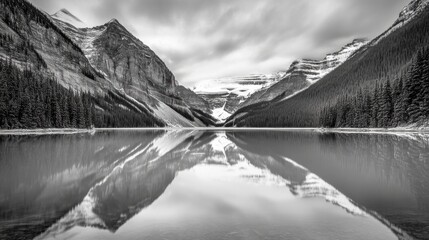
[0, 130, 428, 239]
[229, 131, 429, 239]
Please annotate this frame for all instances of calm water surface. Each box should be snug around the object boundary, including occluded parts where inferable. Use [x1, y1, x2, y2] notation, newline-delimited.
[0, 130, 428, 240]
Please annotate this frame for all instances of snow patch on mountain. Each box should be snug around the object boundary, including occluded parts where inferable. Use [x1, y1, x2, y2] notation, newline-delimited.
[51, 9, 87, 29]
[194, 73, 286, 121]
[286, 39, 368, 83]
[78, 28, 106, 67]
[194, 73, 286, 97]
[212, 103, 232, 122]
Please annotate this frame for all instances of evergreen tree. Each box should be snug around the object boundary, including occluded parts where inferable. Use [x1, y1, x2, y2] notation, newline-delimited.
[420, 47, 429, 118]
[363, 88, 372, 127]
[371, 84, 380, 127]
[69, 93, 78, 127]
[393, 78, 406, 126]
[77, 97, 86, 128]
[8, 100, 20, 128]
[379, 81, 393, 127]
[0, 68, 7, 127]
[33, 95, 44, 128]
[407, 51, 424, 122]
[19, 91, 33, 128]
[61, 96, 70, 128]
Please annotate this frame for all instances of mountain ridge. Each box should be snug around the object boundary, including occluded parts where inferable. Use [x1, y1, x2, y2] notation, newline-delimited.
[240, 38, 368, 109]
[187, 37, 367, 122]
[225, 0, 429, 127]
[49, 8, 214, 127]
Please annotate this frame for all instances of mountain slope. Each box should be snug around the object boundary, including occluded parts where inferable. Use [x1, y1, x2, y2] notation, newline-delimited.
[241, 39, 368, 108]
[0, 0, 174, 128]
[0, 0, 211, 128]
[0, 0, 105, 93]
[176, 85, 211, 113]
[227, 0, 429, 127]
[50, 11, 210, 127]
[0, 0, 176, 128]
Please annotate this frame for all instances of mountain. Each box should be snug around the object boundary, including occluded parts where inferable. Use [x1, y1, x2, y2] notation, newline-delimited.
[226, 0, 429, 128]
[176, 85, 211, 113]
[241, 39, 368, 108]
[0, 0, 213, 128]
[197, 38, 367, 123]
[193, 73, 287, 121]
[50, 10, 214, 127]
[0, 0, 103, 92]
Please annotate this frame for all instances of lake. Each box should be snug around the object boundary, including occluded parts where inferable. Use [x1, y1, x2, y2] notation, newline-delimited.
[0, 129, 428, 240]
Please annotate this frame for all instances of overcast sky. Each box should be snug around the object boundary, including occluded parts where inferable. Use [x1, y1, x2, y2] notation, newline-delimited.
[30, 0, 409, 87]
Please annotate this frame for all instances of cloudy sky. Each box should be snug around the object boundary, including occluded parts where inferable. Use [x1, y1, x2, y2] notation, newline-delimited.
[30, 0, 408, 87]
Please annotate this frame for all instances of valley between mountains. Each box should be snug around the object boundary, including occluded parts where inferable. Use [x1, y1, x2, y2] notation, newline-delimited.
[1, 0, 429, 129]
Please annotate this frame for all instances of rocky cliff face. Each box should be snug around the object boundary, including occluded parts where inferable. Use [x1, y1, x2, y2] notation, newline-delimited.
[49, 9, 212, 127]
[51, 13, 177, 102]
[176, 86, 211, 113]
[0, 1, 213, 127]
[241, 39, 368, 108]
[0, 1, 106, 94]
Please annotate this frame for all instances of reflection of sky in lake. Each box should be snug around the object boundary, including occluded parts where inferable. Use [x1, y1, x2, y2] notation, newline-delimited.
[1, 130, 428, 240]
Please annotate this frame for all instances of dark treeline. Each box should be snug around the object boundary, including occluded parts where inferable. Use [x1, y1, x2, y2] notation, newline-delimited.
[0, 59, 164, 129]
[320, 47, 429, 128]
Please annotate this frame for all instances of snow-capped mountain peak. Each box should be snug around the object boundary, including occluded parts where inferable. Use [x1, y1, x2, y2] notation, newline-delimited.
[51, 9, 87, 28]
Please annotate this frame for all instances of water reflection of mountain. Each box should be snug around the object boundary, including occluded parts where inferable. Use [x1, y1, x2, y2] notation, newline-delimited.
[35, 130, 215, 238]
[228, 131, 429, 240]
[1, 130, 427, 240]
[0, 131, 163, 239]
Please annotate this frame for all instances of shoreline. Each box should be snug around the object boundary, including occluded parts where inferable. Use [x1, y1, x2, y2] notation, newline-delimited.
[1, 127, 429, 135]
[0, 128, 95, 135]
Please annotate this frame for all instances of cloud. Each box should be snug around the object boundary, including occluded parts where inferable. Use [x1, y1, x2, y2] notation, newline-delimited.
[29, 0, 409, 87]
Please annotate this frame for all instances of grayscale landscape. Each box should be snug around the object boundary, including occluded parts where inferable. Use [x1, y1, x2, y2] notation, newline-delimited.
[0, 0, 429, 239]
